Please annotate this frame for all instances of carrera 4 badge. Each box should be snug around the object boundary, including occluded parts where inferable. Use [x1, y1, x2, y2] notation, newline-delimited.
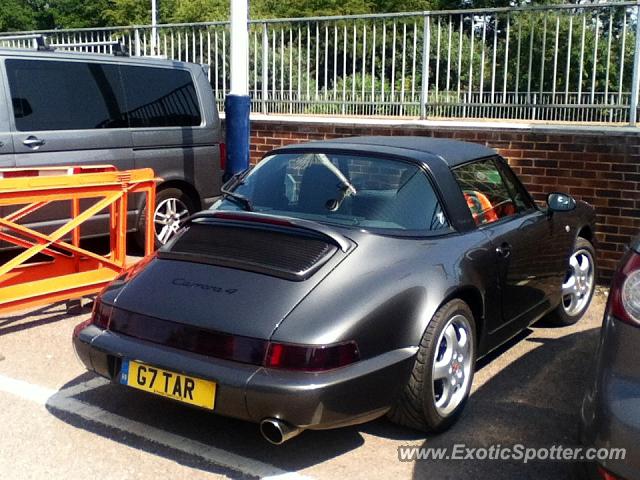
[171, 278, 238, 294]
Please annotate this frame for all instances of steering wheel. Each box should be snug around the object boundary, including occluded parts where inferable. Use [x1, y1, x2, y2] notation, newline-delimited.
[463, 190, 499, 225]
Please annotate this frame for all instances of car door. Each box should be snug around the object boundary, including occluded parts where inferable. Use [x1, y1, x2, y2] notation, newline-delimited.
[4, 57, 133, 237]
[452, 157, 556, 341]
[495, 157, 573, 300]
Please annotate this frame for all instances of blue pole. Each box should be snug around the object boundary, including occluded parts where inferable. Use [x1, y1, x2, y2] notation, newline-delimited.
[224, 95, 250, 181]
[224, 0, 250, 181]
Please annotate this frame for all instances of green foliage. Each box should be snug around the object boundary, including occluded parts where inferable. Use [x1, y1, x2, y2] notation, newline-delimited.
[255, 0, 373, 19]
[373, 0, 439, 12]
[102, 0, 150, 26]
[0, 0, 51, 31]
[163, 0, 228, 24]
[332, 72, 392, 99]
[46, 0, 111, 28]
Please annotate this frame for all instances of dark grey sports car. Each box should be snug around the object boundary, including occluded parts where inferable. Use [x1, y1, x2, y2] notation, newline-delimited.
[73, 137, 597, 444]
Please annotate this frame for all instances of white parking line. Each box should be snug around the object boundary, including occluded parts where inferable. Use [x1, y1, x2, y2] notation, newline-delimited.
[0, 373, 310, 480]
[0, 374, 52, 404]
[58, 377, 109, 398]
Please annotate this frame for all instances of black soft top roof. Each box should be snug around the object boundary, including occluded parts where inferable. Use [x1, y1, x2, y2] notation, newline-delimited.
[273, 135, 496, 167]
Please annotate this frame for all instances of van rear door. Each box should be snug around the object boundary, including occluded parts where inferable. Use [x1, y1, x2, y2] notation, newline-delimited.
[0, 60, 14, 167]
[120, 64, 222, 208]
[5, 57, 134, 237]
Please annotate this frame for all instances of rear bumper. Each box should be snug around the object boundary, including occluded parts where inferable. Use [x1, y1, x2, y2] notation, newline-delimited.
[581, 314, 640, 480]
[73, 324, 416, 429]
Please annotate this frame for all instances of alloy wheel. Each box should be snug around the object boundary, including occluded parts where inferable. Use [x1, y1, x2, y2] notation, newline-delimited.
[432, 314, 473, 417]
[154, 197, 190, 245]
[561, 248, 595, 317]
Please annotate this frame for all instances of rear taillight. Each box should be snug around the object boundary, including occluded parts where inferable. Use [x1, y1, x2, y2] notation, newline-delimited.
[219, 143, 227, 171]
[98, 300, 361, 371]
[597, 465, 624, 480]
[91, 298, 113, 329]
[609, 250, 640, 327]
[264, 341, 360, 371]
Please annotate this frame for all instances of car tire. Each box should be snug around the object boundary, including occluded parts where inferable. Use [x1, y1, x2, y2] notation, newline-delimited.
[135, 187, 197, 250]
[388, 299, 476, 433]
[546, 237, 597, 327]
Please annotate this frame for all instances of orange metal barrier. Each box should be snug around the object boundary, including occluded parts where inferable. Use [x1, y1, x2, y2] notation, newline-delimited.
[0, 166, 157, 315]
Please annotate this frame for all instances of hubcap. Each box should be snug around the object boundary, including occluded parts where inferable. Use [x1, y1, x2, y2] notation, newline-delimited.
[432, 314, 473, 417]
[154, 197, 190, 245]
[561, 248, 595, 317]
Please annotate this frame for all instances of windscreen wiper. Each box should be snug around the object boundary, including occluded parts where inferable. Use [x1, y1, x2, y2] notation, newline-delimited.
[218, 169, 253, 211]
[220, 185, 253, 211]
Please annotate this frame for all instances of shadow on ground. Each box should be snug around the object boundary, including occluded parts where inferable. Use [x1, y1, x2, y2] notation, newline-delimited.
[0, 302, 71, 337]
[46, 377, 365, 476]
[408, 327, 600, 480]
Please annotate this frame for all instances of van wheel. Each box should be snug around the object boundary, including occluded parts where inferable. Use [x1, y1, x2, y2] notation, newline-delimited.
[136, 187, 196, 250]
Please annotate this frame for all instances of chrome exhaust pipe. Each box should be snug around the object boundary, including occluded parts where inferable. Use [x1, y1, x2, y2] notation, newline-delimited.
[259, 418, 303, 445]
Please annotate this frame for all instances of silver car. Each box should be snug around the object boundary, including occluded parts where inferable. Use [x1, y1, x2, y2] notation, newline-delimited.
[581, 235, 640, 479]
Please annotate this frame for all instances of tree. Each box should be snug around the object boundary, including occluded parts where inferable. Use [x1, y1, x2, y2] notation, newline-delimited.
[372, 0, 438, 12]
[0, 0, 51, 31]
[164, 0, 228, 23]
[102, 0, 151, 26]
[253, 0, 373, 18]
[46, 0, 111, 28]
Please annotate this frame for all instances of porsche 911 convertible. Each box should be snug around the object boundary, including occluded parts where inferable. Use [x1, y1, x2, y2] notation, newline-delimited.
[73, 136, 597, 444]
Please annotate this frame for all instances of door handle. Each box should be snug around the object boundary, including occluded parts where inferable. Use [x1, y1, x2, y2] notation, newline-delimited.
[496, 242, 512, 258]
[23, 136, 45, 148]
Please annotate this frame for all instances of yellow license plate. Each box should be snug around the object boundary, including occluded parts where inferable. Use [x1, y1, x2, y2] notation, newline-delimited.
[119, 359, 216, 410]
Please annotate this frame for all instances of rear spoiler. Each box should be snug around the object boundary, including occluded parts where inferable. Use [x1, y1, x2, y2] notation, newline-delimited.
[184, 211, 354, 253]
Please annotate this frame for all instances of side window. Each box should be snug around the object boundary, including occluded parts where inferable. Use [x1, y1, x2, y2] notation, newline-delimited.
[495, 158, 536, 212]
[119, 65, 201, 127]
[453, 159, 519, 226]
[6, 59, 127, 131]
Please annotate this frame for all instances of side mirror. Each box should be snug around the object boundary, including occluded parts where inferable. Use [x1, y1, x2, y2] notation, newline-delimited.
[547, 192, 576, 213]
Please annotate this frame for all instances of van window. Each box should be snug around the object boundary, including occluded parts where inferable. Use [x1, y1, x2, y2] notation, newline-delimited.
[119, 65, 201, 127]
[6, 59, 127, 131]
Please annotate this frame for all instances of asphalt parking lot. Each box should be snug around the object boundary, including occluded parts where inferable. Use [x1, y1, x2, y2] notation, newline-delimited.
[0, 286, 607, 480]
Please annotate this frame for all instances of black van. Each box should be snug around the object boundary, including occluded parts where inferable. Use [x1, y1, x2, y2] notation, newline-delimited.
[0, 46, 223, 247]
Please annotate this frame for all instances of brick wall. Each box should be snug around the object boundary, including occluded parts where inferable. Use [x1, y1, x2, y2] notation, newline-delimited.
[246, 118, 640, 281]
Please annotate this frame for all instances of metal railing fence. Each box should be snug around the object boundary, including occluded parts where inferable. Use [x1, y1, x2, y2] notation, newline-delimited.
[1, 2, 640, 125]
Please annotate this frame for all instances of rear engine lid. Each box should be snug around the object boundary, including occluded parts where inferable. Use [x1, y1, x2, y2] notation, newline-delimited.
[158, 221, 339, 281]
[110, 219, 354, 339]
